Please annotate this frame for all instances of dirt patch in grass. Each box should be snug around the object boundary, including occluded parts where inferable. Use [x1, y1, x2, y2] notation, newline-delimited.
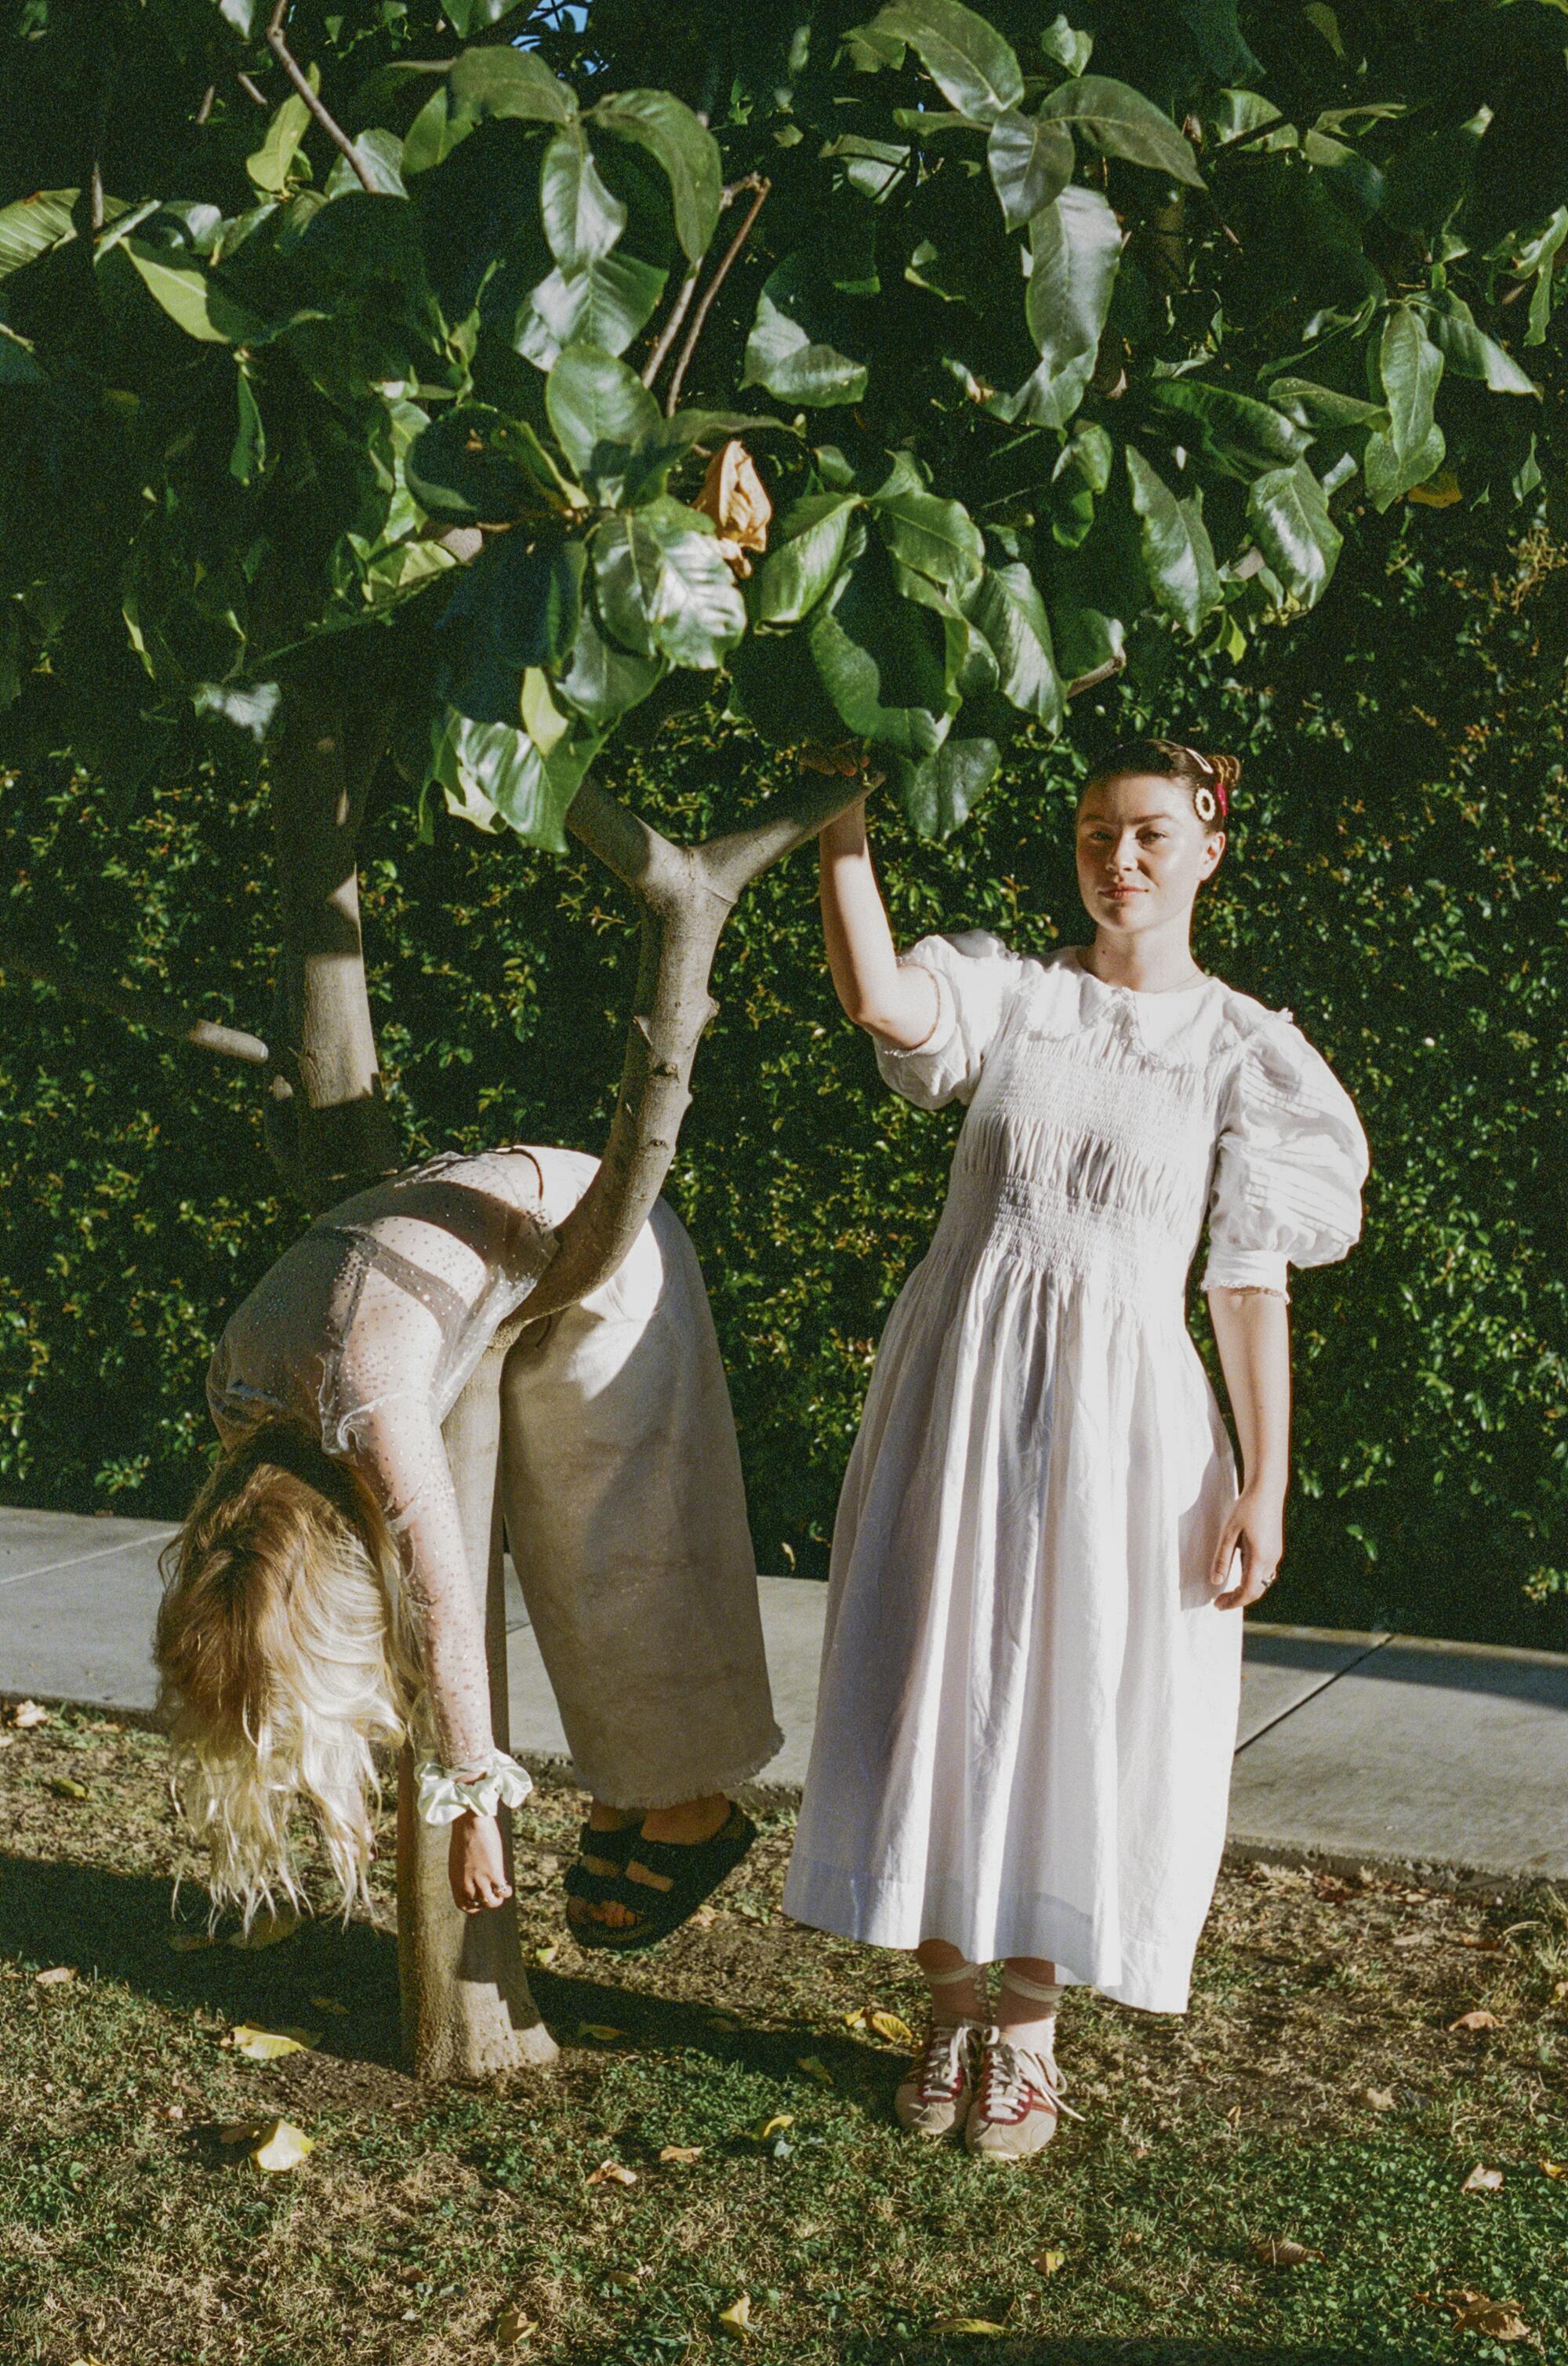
[2, 1707, 1566, 2364]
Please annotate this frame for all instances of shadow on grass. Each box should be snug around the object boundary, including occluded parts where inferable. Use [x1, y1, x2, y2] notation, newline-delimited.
[0, 1852, 895, 2094]
[844, 2345, 1433, 2366]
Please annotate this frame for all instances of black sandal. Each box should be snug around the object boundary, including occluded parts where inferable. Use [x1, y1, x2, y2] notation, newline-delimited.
[575, 1804, 758, 1954]
[563, 1818, 640, 1937]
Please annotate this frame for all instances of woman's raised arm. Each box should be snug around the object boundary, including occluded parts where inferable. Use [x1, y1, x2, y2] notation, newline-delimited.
[818, 799, 941, 1049]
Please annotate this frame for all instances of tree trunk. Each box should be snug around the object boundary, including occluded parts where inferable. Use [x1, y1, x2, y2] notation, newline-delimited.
[397, 1341, 558, 2080]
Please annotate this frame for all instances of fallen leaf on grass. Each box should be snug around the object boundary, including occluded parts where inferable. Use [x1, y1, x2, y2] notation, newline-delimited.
[796, 2054, 834, 2086]
[12, 1701, 49, 1728]
[495, 2309, 538, 2347]
[659, 2145, 702, 2164]
[752, 2113, 795, 2142]
[690, 1907, 718, 1928]
[1035, 2251, 1066, 2275]
[35, 1965, 76, 1986]
[1461, 2164, 1504, 2193]
[0, 1733, 14, 1750]
[1553, 1979, 1568, 2004]
[1443, 2289, 1531, 2342]
[250, 2119, 314, 2173]
[49, 1777, 89, 1800]
[706, 2013, 741, 2033]
[1363, 2088, 1396, 2112]
[1250, 2237, 1323, 2266]
[532, 1944, 558, 1968]
[227, 2023, 318, 2060]
[227, 1904, 299, 1952]
[586, 2160, 637, 2187]
[931, 2319, 1007, 2336]
[167, 1929, 219, 1954]
[717, 2293, 755, 2339]
[578, 2023, 625, 2044]
[310, 1996, 349, 2016]
[844, 2004, 916, 2048]
[1542, 2160, 1567, 2179]
[1448, 2009, 1501, 2032]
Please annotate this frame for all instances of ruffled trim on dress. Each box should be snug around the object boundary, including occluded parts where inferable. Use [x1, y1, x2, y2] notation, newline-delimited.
[415, 1747, 534, 1825]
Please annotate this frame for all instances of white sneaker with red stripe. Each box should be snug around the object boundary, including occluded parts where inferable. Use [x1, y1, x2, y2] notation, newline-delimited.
[963, 2024, 1084, 2161]
[894, 2018, 978, 2139]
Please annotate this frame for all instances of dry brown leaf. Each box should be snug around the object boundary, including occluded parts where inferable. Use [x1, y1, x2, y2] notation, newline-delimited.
[1250, 2237, 1323, 2266]
[753, 2113, 795, 2142]
[1444, 2290, 1531, 2341]
[35, 1964, 76, 1987]
[1541, 2159, 1567, 2179]
[12, 1700, 49, 1728]
[659, 2145, 702, 2164]
[1035, 2250, 1066, 2275]
[1363, 2088, 1396, 2112]
[931, 2320, 1007, 2336]
[1553, 1978, 1568, 2003]
[578, 2023, 625, 2044]
[586, 2160, 638, 2187]
[496, 2309, 538, 2348]
[1461, 2163, 1504, 2193]
[227, 1903, 300, 1952]
[717, 2293, 755, 2339]
[1447, 2009, 1501, 2031]
[217, 2120, 260, 2146]
[227, 2023, 318, 2060]
[250, 2119, 314, 2173]
[844, 2004, 916, 2048]
[0, 1732, 15, 1750]
[706, 2012, 741, 2033]
[694, 442, 771, 579]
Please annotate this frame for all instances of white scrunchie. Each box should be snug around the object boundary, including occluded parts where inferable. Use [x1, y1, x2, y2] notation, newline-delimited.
[415, 1748, 534, 1826]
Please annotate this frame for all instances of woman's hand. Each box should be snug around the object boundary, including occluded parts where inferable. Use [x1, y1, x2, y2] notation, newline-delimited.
[1210, 1484, 1286, 1611]
[448, 1809, 514, 1914]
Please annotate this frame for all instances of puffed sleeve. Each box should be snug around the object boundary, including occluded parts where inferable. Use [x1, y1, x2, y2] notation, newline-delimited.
[1201, 1012, 1370, 1301]
[873, 929, 1025, 1111]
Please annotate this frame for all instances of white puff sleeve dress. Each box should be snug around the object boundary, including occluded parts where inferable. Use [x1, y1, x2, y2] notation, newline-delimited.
[782, 937, 1369, 2011]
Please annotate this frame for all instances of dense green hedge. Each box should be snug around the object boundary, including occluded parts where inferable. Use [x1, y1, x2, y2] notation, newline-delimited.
[2, 512, 1563, 1647]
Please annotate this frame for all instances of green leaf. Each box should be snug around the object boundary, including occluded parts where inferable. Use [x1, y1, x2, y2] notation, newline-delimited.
[1245, 459, 1342, 607]
[1049, 418, 1112, 547]
[1001, 184, 1120, 428]
[0, 321, 44, 386]
[430, 708, 579, 850]
[1364, 303, 1445, 509]
[118, 242, 263, 344]
[1419, 294, 1536, 396]
[1124, 445, 1221, 634]
[556, 595, 663, 725]
[591, 500, 746, 668]
[451, 533, 586, 669]
[1039, 75, 1204, 187]
[1149, 379, 1314, 478]
[805, 544, 948, 754]
[727, 624, 844, 747]
[1174, 0, 1262, 82]
[230, 367, 266, 484]
[517, 254, 668, 369]
[986, 110, 1073, 230]
[964, 563, 1063, 726]
[407, 405, 585, 524]
[894, 733, 1001, 838]
[870, 484, 984, 592]
[742, 256, 869, 407]
[323, 129, 407, 202]
[247, 89, 313, 196]
[753, 493, 863, 624]
[0, 190, 78, 279]
[546, 344, 660, 478]
[444, 0, 533, 29]
[404, 46, 575, 174]
[1268, 376, 1388, 430]
[868, 0, 1025, 125]
[1040, 15, 1094, 75]
[590, 90, 721, 263]
[539, 129, 628, 274]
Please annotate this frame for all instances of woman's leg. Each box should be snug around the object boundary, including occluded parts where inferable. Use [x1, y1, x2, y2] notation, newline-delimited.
[996, 1956, 1065, 2056]
[896, 1941, 989, 2137]
[916, 1939, 987, 2024]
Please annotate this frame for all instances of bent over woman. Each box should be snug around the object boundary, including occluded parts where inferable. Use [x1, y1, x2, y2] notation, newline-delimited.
[783, 741, 1370, 2161]
[158, 1145, 779, 1945]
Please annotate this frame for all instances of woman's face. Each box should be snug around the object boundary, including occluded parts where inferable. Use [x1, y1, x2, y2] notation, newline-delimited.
[1074, 771, 1224, 938]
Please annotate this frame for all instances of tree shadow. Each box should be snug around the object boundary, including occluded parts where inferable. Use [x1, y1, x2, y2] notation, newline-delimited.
[843, 2344, 1432, 2366]
[0, 1852, 895, 2094]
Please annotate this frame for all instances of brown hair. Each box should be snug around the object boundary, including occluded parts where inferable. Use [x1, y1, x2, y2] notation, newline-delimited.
[1085, 736, 1240, 820]
[156, 1419, 420, 1925]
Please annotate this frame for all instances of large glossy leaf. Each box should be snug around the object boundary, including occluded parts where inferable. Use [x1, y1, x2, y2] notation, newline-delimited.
[516, 253, 667, 369]
[445, 532, 586, 669]
[869, 0, 1024, 125]
[247, 91, 312, 196]
[445, 0, 532, 29]
[964, 564, 1062, 726]
[118, 242, 263, 343]
[727, 623, 844, 747]
[753, 493, 862, 624]
[1003, 184, 1121, 428]
[894, 732, 1002, 838]
[539, 129, 627, 273]
[1268, 376, 1388, 431]
[1124, 445, 1221, 634]
[0, 190, 78, 279]
[430, 707, 581, 850]
[1049, 418, 1113, 547]
[805, 545, 949, 754]
[323, 129, 407, 202]
[404, 47, 575, 175]
[1364, 302, 1445, 509]
[1040, 75, 1204, 187]
[590, 91, 721, 263]
[556, 594, 663, 725]
[407, 405, 584, 523]
[1149, 380, 1313, 478]
[1420, 294, 1536, 395]
[871, 483, 984, 591]
[546, 344, 659, 479]
[742, 256, 869, 407]
[1174, 0, 1263, 82]
[592, 500, 746, 668]
[986, 110, 1073, 230]
[1246, 460, 1342, 607]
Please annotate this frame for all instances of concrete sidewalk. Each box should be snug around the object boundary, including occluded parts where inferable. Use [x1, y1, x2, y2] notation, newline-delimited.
[2, 1503, 1564, 1887]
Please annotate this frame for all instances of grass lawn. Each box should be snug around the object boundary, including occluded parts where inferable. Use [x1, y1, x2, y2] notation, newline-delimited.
[2, 1706, 1565, 2366]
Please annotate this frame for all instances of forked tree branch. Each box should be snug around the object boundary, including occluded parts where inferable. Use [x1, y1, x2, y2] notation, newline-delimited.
[641, 264, 700, 389]
[664, 175, 771, 416]
[265, 2, 379, 194]
[0, 939, 269, 1063]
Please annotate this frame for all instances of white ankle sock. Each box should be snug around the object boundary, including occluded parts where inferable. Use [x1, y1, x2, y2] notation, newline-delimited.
[996, 1969, 1065, 2059]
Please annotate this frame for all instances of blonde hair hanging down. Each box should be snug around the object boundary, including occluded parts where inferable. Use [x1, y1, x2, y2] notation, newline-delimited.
[155, 1420, 423, 1928]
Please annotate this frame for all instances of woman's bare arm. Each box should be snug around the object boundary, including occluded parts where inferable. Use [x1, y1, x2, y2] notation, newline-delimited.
[818, 799, 941, 1049]
[1204, 1287, 1291, 1610]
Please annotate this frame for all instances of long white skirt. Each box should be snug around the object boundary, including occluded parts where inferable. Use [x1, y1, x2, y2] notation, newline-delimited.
[781, 1231, 1245, 2012]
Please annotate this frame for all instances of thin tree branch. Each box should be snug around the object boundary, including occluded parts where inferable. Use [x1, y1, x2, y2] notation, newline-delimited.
[664, 174, 770, 416]
[237, 71, 270, 110]
[264, 1, 379, 194]
[641, 263, 700, 389]
[195, 83, 217, 127]
[0, 941, 269, 1064]
[1065, 651, 1128, 700]
[700, 774, 873, 903]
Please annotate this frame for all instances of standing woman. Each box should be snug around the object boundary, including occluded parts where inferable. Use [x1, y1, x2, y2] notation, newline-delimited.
[782, 742, 1370, 2161]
